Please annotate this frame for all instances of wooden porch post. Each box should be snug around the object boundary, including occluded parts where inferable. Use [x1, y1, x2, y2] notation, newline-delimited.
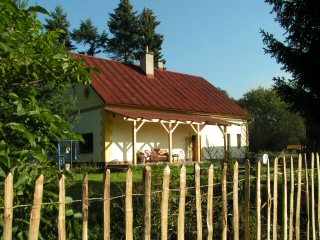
[132, 121, 137, 165]
[196, 124, 201, 162]
[218, 125, 228, 158]
[168, 122, 173, 163]
[161, 121, 179, 163]
[223, 126, 228, 156]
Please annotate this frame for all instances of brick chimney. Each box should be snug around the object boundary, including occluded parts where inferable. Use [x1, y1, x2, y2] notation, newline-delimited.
[140, 46, 154, 78]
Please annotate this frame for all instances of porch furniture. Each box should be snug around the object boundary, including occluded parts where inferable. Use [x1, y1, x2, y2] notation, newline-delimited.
[144, 150, 151, 162]
[149, 148, 169, 162]
[172, 154, 179, 162]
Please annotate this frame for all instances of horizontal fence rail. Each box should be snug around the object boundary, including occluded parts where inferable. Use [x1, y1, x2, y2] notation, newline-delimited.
[1, 153, 320, 239]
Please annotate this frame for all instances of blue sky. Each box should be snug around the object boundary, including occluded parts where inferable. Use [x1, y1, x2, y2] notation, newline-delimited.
[30, 0, 287, 99]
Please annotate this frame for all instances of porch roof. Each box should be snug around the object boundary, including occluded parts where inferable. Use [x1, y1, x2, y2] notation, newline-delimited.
[106, 107, 233, 126]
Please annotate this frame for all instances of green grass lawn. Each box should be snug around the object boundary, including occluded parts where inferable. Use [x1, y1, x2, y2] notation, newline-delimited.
[73, 171, 143, 183]
[71, 163, 207, 184]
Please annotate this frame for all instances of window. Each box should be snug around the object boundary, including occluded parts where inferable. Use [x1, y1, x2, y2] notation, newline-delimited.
[237, 134, 241, 149]
[79, 133, 93, 153]
[227, 134, 231, 150]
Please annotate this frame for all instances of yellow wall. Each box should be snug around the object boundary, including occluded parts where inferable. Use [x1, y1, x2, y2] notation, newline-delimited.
[73, 109, 105, 162]
[202, 119, 247, 160]
[74, 84, 104, 110]
[104, 113, 248, 162]
[72, 84, 105, 162]
[105, 113, 197, 162]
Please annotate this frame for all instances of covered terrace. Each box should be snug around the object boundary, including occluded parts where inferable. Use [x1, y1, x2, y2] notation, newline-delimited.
[107, 107, 233, 164]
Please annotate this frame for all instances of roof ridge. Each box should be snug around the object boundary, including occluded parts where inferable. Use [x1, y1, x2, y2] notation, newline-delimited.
[71, 52, 125, 64]
[159, 68, 203, 79]
[72, 52, 205, 79]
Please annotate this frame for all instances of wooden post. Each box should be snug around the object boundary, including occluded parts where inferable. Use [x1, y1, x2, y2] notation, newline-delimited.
[222, 163, 228, 240]
[305, 155, 310, 239]
[82, 174, 89, 240]
[245, 160, 250, 239]
[256, 161, 261, 240]
[143, 166, 151, 240]
[233, 161, 239, 240]
[126, 168, 133, 240]
[289, 157, 294, 240]
[132, 121, 137, 165]
[273, 157, 278, 240]
[267, 159, 271, 240]
[3, 173, 13, 240]
[168, 122, 173, 163]
[195, 164, 202, 240]
[28, 174, 44, 240]
[317, 153, 320, 240]
[295, 154, 302, 240]
[223, 126, 228, 157]
[58, 175, 66, 240]
[207, 164, 214, 240]
[311, 153, 316, 240]
[282, 157, 287, 240]
[161, 165, 170, 240]
[178, 166, 186, 240]
[104, 169, 111, 240]
[196, 124, 201, 162]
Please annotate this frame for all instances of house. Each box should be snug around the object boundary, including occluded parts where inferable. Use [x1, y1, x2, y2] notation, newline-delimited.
[70, 52, 249, 164]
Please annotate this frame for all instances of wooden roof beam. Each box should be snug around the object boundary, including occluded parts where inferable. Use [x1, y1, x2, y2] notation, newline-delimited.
[160, 122, 169, 133]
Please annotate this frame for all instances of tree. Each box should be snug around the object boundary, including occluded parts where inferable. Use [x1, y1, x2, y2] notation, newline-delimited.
[72, 18, 108, 56]
[216, 87, 233, 99]
[44, 5, 74, 50]
[0, 1, 91, 237]
[261, 0, 320, 150]
[107, 0, 140, 63]
[238, 87, 306, 152]
[43, 5, 83, 123]
[138, 8, 164, 63]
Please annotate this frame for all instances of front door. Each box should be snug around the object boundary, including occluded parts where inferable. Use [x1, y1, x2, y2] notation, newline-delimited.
[192, 135, 196, 161]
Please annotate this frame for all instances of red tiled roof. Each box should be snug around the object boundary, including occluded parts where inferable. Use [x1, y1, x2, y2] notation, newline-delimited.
[74, 53, 249, 118]
[107, 107, 233, 126]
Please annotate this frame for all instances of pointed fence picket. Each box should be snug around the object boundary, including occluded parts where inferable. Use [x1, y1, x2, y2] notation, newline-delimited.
[82, 174, 88, 240]
[256, 160, 261, 240]
[103, 169, 111, 240]
[3, 173, 13, 240]
[233, 161, 239, 240]
[58, 175, 66, 240]
[143, 166, 151, 240]
[177, 165, 186, 240]
[28, 174, 44, 240]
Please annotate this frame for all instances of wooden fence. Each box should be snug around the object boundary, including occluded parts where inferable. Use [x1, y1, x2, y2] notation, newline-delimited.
[2, 153, 320, 239]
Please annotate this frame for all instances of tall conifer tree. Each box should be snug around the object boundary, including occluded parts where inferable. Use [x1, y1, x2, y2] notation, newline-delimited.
[107, 0, 139, 63]
[138, 8, 164, 63]
[72, 18, 108, 56]
[44, 5, 73, 50]
[261, 0, 320, 150]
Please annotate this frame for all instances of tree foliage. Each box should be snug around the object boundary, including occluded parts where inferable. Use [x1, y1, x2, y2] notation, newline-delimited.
[138, 8, 164, 63]
[107, 0, 140, 63]
[107, 1, 165, 63]
[0, 1, 91, 238]
[261, 0, 320, 150]
[44, 5, 74, 50]
[42, 5, 83, 124]
[238, 87, 306, 152]
[72, 18, 108, 56]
